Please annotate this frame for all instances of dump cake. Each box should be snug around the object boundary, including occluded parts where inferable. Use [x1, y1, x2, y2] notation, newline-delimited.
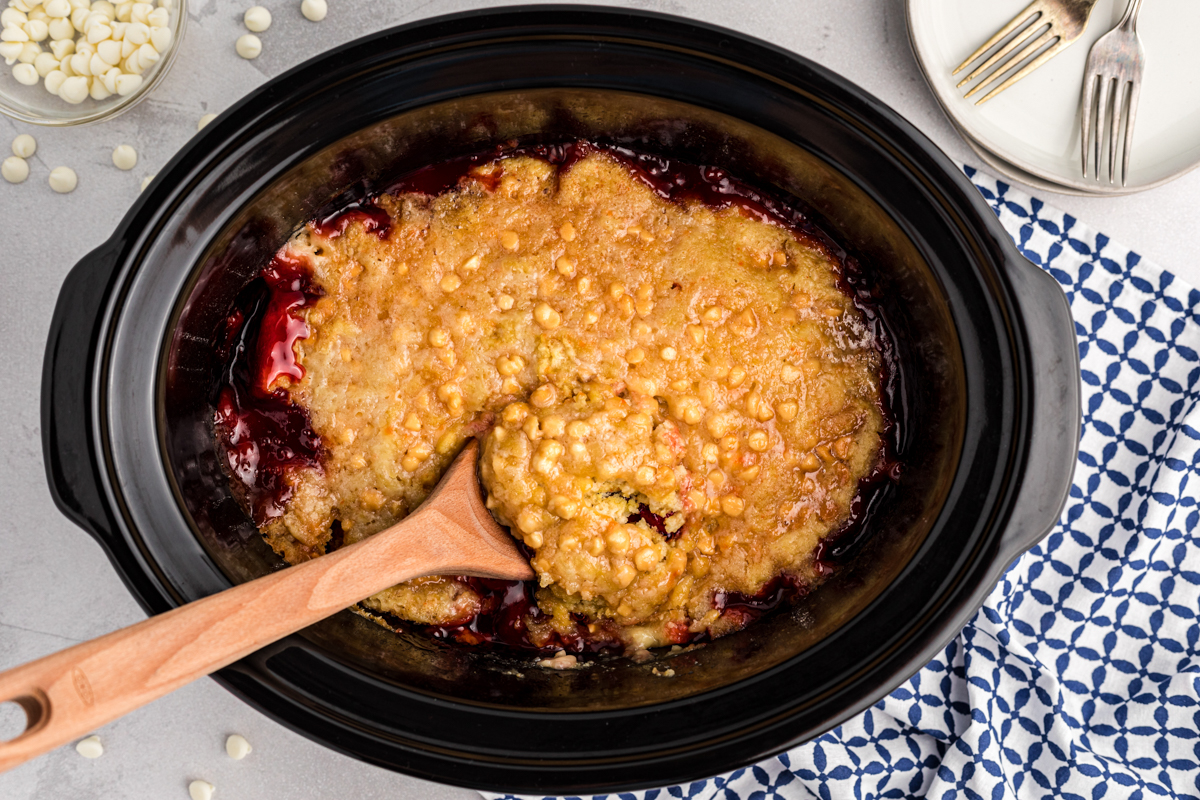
[215, 143, 894, 653]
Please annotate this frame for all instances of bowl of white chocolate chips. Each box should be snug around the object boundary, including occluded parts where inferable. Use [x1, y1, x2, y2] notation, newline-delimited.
[0, 0, 183, 125]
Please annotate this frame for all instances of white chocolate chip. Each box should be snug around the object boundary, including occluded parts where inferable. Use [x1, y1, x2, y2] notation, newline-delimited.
[24, 18, 49, 41]
[0, 41, 23, 63]
[111, 143, 136, 169]
[47, 16, 73, 39]
[243, 5, 270, 31]
[188, 779, 214, 800]
[48, 37, 73, 59]
[96, 37, 119, 64]
[1, 156, 29, 183]
[48, 165, 77, 192]
[67, 51, 88, 75]
[17, 41, 41, 63]
[134, 41, 155, 68]
[43, 68, 67, 93]
[113, 71, 140, 94]
[74, 735, 103, 758]
[147, 23, 169, 50]
[58, 74, 88, 101]
[225, 733, 252, 760]
[33, 50, 59, 75]
[299, 0, 326, 21]
[234, 33, 260, 59]
[123, 20, 147, 44]
[139, 172, 154, 191]
[130, 1, 151, 24]
[12, 61, 38, 83]
[89, 76, 110, 98]
[196, 111, 216, 130]
[81, 12, 107, 35]
[12, 133, 36, 158]
[85, 22, 111, 44]
[1, 9, 28, 27]
[145, 5, 166, 27]
[2, 24, 30, 42]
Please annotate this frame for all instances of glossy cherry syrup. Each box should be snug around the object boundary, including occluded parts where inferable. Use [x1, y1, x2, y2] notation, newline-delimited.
[214, 251, 323, 524]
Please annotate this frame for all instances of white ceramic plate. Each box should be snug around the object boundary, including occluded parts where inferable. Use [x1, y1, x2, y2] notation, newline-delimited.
[907, 0, 1200, 195]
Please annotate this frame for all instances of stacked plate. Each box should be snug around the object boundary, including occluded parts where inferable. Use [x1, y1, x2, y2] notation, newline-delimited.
[907, 0, 1200, 196]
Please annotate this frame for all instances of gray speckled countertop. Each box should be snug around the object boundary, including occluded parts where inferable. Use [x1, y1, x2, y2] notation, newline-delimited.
[2, 1, 1198, 798]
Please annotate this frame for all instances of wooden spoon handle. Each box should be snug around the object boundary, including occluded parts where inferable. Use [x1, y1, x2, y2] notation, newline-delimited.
[0, 489, 529, 773]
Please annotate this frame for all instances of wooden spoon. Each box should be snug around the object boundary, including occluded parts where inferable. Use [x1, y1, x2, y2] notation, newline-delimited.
[0, 439, 531, 773]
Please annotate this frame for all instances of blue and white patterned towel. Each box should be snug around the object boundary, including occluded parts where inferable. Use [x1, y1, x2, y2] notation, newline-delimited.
[490, 166, 1200, 800]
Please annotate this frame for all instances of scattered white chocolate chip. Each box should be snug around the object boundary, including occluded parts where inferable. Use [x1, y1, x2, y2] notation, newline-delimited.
[111, 143, 136, 169]
[139, 172, 154, 191]
[48, 165, 76, 192]
[11, 133, 35, 158]
[537, 650, 579, 670]
[74, 734, 103, 758]
[299, 0, 326, 21]
[243, 5, 270, 31]
[197, 111, 216, 130]
[225, 733, 252, 760]
[1, 155, 29, 183]
[188, 780, 215, 800]
[234, 33, 260, 59]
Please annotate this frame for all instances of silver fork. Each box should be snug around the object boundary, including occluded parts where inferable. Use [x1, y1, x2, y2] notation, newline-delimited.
[1080, 0, 1148, 186]
[954, 0, 1099, 105]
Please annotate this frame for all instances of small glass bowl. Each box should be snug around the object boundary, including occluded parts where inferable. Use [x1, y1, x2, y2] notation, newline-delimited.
[0, 0, 186, 126]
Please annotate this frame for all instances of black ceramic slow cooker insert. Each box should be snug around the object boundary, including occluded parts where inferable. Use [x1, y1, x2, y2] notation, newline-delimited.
[41, 7, 1081, 795]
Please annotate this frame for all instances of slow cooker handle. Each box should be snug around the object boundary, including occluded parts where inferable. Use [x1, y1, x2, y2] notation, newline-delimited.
[995, 253, 1081, 565]
[41, 239, 123, 546]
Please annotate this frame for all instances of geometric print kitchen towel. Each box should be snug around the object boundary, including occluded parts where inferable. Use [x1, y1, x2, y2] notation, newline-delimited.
[488, 166, 1200, 800]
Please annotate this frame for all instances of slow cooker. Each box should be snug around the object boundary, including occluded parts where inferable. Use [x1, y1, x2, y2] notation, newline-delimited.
[41, 6, 1080, 794]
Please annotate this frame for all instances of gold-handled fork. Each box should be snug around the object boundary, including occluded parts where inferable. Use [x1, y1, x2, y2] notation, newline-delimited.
[1080, 0, 1148, 185]
[954, 0, 1100, 104]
